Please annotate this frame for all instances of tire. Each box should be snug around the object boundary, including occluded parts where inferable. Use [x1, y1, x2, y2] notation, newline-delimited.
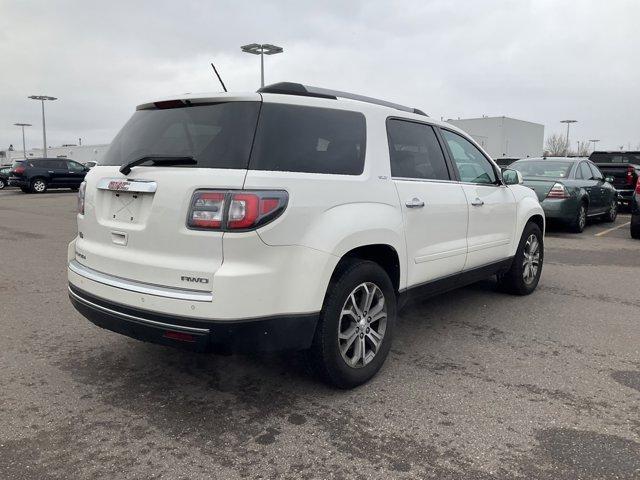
[631, 215, 640, 240]
[497, 222, 543, 295]
[20, 187, 30, 193]
[307, 259, 396, 389]
[0, 179, 5, 190]
[31, 178, 48, 194]
[569, 202, 587, 233]
[603, 199, 618, 223]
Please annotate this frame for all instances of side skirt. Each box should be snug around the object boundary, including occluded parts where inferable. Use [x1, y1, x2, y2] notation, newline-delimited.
[398, 257, 514, 308]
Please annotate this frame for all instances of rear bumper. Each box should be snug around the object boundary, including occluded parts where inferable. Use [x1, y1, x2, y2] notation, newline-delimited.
[8, 177, 28, 187]
[540, 197, 578, 221]
[615, 189, 633, 203]
[69, 283, 319, 353]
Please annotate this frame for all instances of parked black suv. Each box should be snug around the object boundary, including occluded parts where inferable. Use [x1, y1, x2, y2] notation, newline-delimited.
[9, 158, 89, 193]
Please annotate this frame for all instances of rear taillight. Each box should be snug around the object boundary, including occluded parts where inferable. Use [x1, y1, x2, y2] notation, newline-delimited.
[635, 179, 640, 194]
[546, 183, 570, 199]
[627, 166, 635, 186]
[78, 181, 86, 215]
[12, 166, 25, 175]
[187, 190, 288, 231]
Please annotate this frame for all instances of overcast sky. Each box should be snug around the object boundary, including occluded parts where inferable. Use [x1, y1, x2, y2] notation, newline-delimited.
[1, 0, 639, 152]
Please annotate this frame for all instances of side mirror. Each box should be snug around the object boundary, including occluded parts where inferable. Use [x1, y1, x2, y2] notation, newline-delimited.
[605, 176, 614, 183]
[502, 168, 523, 185]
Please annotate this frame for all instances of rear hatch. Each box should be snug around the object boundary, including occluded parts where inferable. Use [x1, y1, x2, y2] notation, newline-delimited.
[74, 95, 261, 293]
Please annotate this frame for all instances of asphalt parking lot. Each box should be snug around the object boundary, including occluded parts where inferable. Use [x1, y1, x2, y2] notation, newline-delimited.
[1, 189, 639, 480]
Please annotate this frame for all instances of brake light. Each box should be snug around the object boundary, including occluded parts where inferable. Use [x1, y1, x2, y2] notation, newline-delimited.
[187, 190, 288, 231]
[546, 183, 569, 199]
[627, 166, 635, 186]
[13, 166, 25, 175]
[635, 179, 640, 194]
[78, 181, 86, 215]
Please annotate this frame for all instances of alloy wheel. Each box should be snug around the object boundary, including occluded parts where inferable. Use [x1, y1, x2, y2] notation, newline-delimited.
[338, 282, 387, 368]
[522, 234, 541, 285]
[33, 180, 46, 192]
[578, 206, 586, 230]
[609, 201, 618, 221]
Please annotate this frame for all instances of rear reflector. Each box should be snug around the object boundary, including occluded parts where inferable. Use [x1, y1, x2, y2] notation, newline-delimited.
[163, 331, 196, 342]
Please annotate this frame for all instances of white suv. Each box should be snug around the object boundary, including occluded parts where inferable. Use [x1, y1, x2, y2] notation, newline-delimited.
[68, 82, 544, 388]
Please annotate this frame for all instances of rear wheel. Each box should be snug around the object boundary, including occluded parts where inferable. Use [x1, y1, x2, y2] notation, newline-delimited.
[569, 202, 587, 233]
[603, 199, 618, 223]
[20, 187, 30, 193]
[0, 178, 5, 190]
[497, 222, 543, 295]
[31, 178, 47, 194]
[307, 260, 396, 389]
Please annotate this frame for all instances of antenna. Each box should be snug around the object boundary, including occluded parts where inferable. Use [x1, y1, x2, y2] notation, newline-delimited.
[210, 63, 228, 92]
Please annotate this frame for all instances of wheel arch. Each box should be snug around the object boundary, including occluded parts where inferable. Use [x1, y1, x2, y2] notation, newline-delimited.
[333, 244, 402, 294]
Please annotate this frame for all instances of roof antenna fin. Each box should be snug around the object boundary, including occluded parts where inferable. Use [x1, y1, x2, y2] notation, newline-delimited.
[210, 63, 228, 92]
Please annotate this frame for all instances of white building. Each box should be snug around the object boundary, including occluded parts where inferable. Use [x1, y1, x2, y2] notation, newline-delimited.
[1, 144, 110, 166]
[447, 116, 544, 160]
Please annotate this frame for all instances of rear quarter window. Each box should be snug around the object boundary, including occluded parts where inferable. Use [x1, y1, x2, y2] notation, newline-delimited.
[249, 104, 366, 175]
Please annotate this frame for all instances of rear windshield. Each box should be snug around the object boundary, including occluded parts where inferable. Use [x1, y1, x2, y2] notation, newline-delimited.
[100, 102, 261, 169]
[249, 104, 366, 175]
[101, 102, 366, 175]
[511, 160, 573, 178]
[11, 160, 25, 168]
[589, 153, 640, 164]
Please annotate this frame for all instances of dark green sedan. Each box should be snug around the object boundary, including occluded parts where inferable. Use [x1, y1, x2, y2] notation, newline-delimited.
[510, 157, 618, 233]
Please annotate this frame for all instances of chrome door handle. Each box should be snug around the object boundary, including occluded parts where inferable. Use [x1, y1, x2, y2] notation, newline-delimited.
[48, 170, 55, 173]
[405, 197, 425, 208]
[471, 197, 484, 206]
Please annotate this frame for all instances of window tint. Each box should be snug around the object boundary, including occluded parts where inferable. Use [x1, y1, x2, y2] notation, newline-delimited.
[441, 130, 496, 184]
[589, 163, 603, 180]
[512, 160, 573, 178]
[250, 104, 366, 175]
[579, 162, 593, 180]
[101, 102, 261, 169]
[67, 161, 85, 172]
[386, 120, 450, 180]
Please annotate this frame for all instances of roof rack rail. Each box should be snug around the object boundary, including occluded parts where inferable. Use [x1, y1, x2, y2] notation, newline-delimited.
[258, 82, 427, 116]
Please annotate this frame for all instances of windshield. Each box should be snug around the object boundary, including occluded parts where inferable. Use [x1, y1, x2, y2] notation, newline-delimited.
[100, 102, 261, 169]
[511, 160, 573, 179]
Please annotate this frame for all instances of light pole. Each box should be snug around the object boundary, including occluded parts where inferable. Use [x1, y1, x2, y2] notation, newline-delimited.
[14, 123, 32, 159]
[241, 43, 284, 88]
[28, 95, 57, 158]
[560, 120, 577, 156]
[589, 139, 600, 152]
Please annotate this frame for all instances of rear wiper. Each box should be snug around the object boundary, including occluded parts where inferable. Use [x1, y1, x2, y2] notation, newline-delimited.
[119, 156, 197, 175]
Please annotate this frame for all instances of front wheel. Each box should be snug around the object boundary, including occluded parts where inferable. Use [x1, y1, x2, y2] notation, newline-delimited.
[307, 260, 396, 389]
[497, 222, 544, 295]
[0, 179, 5, 190]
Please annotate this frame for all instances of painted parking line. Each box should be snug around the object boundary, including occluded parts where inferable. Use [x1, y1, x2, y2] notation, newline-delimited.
[594, 222, 631, 237]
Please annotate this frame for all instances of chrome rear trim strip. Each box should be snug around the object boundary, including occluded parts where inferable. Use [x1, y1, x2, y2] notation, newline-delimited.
[68, 287, 210, 334]
[97, 178, 158, 193]
[68, 259, 213, 302]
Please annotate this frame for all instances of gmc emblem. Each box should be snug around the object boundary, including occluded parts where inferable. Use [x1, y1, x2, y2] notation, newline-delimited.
[181, 276, 210, 284]
[108, 180, 131, 191]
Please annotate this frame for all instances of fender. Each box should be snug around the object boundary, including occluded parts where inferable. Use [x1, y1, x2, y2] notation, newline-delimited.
[509, 185, 545, 257]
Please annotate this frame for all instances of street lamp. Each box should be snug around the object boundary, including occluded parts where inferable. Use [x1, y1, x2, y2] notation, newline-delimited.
[13, 123, 32, 159]
[589, 139, 600, 152]
[241, 43, 283, 88]
[560, 120, 577, 156]
[28, 95, 57, 158]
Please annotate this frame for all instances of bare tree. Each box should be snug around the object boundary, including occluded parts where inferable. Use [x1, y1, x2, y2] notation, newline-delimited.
[545, 133, 568, 156]
[576, 141, 591, 157]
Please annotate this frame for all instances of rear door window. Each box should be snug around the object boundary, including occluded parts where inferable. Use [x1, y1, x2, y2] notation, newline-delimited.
[249, 104, 366, 175]
[386, 119, 450, 180]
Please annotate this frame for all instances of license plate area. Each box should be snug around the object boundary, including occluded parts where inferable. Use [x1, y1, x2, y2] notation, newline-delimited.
[109, 192, 143, 224]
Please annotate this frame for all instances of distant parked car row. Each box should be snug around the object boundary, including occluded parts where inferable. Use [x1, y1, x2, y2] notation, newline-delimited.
[8, 158, 91, 193]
